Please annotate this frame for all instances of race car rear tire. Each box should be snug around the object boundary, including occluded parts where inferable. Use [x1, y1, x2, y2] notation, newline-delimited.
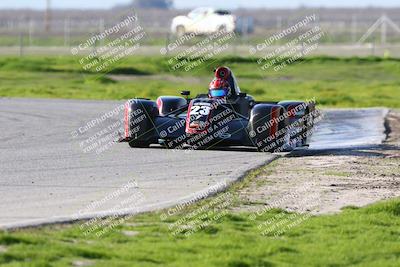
[248, 104, 287, 152]
[278, 101, 311, 146]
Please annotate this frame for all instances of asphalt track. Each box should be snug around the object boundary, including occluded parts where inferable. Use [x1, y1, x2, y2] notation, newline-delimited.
[0, 98, 388, 229]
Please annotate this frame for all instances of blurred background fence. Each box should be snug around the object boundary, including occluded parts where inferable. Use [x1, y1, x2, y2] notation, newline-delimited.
[1, 7, 400, 57]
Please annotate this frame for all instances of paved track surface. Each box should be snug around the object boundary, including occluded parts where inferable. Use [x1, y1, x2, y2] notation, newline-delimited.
[0, 98, 388, 229]
[309, 108, 388, 149]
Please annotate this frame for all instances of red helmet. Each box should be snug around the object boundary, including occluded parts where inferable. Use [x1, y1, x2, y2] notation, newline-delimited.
[208, 78, 231, 98]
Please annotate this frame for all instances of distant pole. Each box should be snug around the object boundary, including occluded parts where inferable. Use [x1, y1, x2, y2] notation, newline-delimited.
[165, 32, 170, 56]
[276, 16, 282, 44]
[243, 17, 248, 43]
[381, 15, 387, 45]
[19, 33, 24, 57]
[99, 19, 105, 46]
[29, 20, 34, 46]
[45, 0, 51, 33]
[277, 16, 282, 32]
[64, 18, 70, 47]
[92, 38, 98, 57]
[351, 15, 357, 44]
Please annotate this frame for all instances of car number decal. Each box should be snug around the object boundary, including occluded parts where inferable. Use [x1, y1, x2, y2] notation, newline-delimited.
[190, 105, 211, 119]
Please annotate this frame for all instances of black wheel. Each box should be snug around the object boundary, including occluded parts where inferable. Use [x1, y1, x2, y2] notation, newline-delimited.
[176, 25, 185, 37]
[125, 99, 157, 149]
[261, 116, 287, 153]
[249, 104, 287, 153]
[299, 109, 313, 146]
[277, 101, 309, 148]
[218, 25, 227, 32]
[128, 141, 150, 148]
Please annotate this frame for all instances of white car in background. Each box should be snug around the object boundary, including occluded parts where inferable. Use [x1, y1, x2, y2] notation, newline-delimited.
[171, 7, 236, 36]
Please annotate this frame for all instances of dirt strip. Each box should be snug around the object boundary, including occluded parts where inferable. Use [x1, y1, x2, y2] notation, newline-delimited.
[236, 110, 400, 214]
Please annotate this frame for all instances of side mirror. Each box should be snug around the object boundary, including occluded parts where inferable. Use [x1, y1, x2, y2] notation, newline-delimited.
[181, 90, 190, 103]
[181, 90, 190, 96]
[239, 92, 247, 97]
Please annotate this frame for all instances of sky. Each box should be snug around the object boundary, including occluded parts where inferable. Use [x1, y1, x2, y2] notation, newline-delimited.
[0, 0, 399, 10]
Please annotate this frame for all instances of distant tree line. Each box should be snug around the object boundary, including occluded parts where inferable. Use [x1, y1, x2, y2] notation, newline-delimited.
[132, 0, 173, 9]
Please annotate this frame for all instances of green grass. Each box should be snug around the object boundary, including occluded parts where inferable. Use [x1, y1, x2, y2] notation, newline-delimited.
[0, 161, 399, 266]
[0, 55, 400, 108]
[0, 197, 399, 266]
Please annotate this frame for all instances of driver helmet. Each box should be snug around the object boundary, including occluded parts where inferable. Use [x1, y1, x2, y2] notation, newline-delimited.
[208, 78, 231, 98]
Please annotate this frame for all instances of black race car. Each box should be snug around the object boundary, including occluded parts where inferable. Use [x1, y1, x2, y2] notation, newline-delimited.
[121, 67, 316, 152]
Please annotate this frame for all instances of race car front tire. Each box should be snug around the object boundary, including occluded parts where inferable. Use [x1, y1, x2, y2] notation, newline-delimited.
[125, 99, 158, 147]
